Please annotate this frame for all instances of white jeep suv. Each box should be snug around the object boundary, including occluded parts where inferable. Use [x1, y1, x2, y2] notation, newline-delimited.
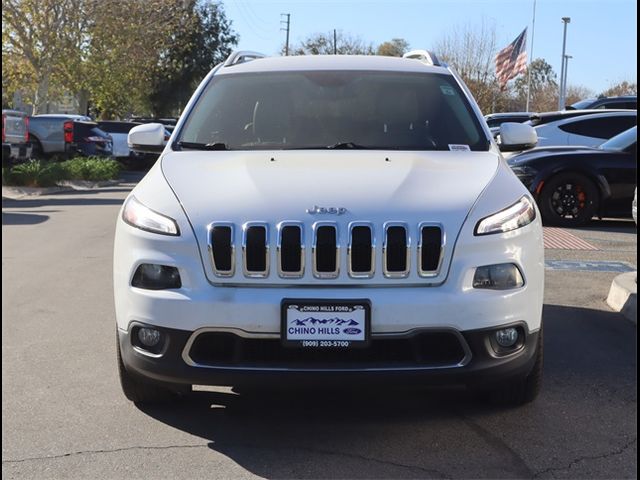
[115, 51, 545, 406]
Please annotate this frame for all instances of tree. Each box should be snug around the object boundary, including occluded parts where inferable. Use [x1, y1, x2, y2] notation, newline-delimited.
[149, 1, 238, 117]
[84, 0, 190, 118]
[377, 38, 409, 57]
[513, 58, 558, 111]
[434, 20, 503, 112]
[564, 85, 595, 106]
[601, 81, 637, 97]
[287, 31, 374, 56]
[2, 0, 88, 113]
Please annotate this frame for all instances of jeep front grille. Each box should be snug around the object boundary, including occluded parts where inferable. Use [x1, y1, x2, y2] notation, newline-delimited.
[207, 221, 445, 282]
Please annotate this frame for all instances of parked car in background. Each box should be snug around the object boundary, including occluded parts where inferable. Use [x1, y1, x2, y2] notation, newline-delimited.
[509, 126, 637, 226]
[66, 121, 113, 157]
[567, 95, 637, 110]
[28, 114, 91, 158]
[485, 112, 537, 129]
[98, 121, 140, 158]
[530, 111, 636, 148]
[127, 117, 177, 134]
[2, 109, 32, 164]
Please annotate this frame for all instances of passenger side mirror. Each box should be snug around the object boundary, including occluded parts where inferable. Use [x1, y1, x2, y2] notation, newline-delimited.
[498, 123, 538, 152]
[128, 123, 166, 153]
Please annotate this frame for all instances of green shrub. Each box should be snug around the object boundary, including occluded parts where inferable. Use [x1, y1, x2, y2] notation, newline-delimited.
[5, 160, 66, 187]
[61, 157, 120, 181]
[3, 156, 120, 187]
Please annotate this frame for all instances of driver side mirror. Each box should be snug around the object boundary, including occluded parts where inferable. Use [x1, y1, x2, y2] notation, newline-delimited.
[128, 123, 166, 153]
[498, 123, 538, 152]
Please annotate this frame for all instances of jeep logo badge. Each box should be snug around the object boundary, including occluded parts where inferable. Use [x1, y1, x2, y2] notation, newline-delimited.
[306, 205, 347, 215]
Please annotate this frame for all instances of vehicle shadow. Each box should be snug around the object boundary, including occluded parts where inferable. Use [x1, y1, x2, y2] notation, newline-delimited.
[573, 218, 637, 234]
[2, 193, 125, 209]
[137, 304, 636, 479]
[2, 211, 49, 225]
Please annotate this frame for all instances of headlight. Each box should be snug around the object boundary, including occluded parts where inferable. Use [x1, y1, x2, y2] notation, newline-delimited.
[475, 196, 536, 236]
[122, 196, 180, 236]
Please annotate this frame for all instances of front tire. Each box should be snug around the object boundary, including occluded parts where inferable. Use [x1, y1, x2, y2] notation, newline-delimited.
[117, 332, 188, 404]
[539, 173, 599, 227]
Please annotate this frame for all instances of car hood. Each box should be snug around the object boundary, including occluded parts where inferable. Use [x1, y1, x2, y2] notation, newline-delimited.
[161, 150, 499, 284]
[508, 145, 601, 165]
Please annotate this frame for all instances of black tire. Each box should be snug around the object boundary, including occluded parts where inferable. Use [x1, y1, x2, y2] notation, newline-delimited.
[539, 172, 599, 227]
[489, 326, 544, 406]
[116, 332, 188, 405]
[28, 137, 45, 160]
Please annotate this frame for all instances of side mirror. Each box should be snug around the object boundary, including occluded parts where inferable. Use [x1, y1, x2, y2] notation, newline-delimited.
[128, 123, 166, 153]
[499, 123, 538, 152]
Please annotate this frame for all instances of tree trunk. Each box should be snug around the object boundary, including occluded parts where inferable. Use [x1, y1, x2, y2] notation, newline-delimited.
[33, 70, 51, 115]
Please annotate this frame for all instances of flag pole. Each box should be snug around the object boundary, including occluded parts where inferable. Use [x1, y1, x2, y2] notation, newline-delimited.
[525, 0, 537, 112]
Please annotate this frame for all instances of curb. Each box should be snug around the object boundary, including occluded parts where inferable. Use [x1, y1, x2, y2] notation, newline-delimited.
[2, 180, 119, 199]
[606, 272, 637, 324]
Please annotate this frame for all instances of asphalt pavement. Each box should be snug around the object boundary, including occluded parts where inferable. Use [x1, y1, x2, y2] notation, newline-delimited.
[2, 179, 637, 479]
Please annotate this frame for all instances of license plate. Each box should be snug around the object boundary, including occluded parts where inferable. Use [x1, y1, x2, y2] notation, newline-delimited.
[281, 299, 371, 348]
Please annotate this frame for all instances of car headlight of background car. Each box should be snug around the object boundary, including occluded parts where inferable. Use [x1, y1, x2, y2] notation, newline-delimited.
[122, 196, 180, 236]
[475, 196, 536, 236]
[510, 165, 538, 187]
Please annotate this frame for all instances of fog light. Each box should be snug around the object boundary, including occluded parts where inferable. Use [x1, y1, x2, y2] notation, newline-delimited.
[132, 264, 181, 290]
[138, 327, 161, 347]
[495, 327, 519, 347]
[473, 263, 524, 290]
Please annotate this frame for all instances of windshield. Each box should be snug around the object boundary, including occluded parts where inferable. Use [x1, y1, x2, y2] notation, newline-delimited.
[568, 99, 596, 110]
[177, 70, 489, 151]
[599, 126, 637, 151]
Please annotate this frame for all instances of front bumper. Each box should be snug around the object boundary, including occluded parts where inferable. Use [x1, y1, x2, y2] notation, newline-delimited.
[2, 143, 32, 162]
[118, 323, 540, 388]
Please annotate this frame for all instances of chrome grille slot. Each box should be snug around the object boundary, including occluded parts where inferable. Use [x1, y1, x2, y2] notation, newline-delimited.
[278, 223, 304, 277]
[348, 223, 374, 278]
[313, 223, 339, 278]
[206, 220, 445, 283]
[419, 224, 444, 276]
[208, 223, 235, 277]
[383, 223, 409, 278]
[243, 223, 269, 277]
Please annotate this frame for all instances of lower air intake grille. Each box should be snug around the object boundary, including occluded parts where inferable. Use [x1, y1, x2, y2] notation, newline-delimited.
[188, 331, 467, 368]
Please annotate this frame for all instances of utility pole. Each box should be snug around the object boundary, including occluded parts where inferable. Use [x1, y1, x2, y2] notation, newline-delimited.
[280, 13, 291, 56]
[525, 0, 537, 112]
[334, 29, 337, 54]
[558, 17, 571, 109]
[563, 55, 572, 104]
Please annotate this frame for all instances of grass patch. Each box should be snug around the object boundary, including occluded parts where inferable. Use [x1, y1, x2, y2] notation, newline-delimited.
[2, 157, 120, 187]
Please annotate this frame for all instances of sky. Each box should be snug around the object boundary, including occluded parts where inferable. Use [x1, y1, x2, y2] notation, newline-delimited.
[222, 0, 637, 95]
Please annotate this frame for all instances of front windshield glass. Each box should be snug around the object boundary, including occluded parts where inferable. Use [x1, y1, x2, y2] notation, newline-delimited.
[177, 70, 489, 151]
[569, 99, 595, 110]
[599, 126, 637, 151]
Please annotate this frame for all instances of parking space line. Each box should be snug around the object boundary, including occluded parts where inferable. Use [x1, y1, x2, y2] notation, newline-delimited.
[543, 227, 599, 250]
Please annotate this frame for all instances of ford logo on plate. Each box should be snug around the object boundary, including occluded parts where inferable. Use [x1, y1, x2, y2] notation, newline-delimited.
[343, 327, 362, 335]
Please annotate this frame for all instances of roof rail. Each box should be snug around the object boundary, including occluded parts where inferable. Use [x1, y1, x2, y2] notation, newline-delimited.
[402, 50, 442, 67]
[224, 51, 267, 67]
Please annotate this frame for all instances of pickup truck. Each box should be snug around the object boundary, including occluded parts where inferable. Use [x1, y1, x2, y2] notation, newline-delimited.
[28, 114, 112, 158]
[2, 110, 32, 164]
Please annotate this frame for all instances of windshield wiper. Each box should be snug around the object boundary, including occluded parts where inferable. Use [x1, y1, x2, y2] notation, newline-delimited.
[176, 141, 229, 150]
[326, 141, 370, 149]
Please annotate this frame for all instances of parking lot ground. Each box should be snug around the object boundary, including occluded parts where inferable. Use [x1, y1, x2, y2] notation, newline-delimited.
[2, 184, 637, 479]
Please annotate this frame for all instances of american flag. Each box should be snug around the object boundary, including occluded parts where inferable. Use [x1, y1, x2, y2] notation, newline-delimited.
[495, 28, 528, 90]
